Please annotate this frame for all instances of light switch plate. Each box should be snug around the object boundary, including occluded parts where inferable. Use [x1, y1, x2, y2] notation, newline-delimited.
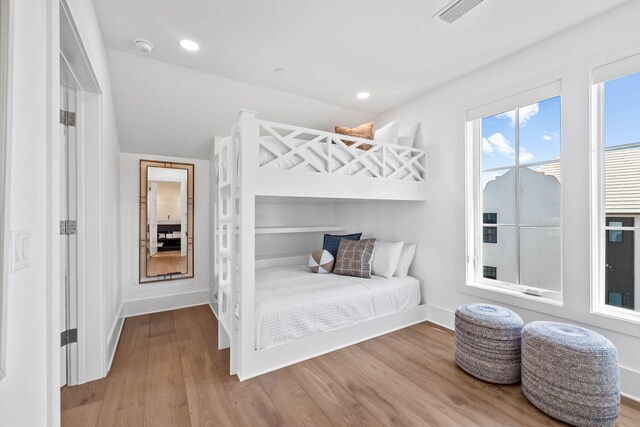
[10, 229, 30, 272]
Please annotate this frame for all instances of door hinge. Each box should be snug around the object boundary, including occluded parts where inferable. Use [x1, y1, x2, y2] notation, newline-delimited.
[59, 109, 76, 127]
[60, 220, 77, 235]
[60, 328, 77, 347]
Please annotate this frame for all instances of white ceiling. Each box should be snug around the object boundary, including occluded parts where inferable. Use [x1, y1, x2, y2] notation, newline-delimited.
[94, 0, 628, 114]
[106, 49, 374, 159]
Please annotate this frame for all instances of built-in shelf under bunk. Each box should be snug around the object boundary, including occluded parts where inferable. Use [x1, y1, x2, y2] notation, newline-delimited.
[255, 225, 346, 234]
[216, 225, 346, 234]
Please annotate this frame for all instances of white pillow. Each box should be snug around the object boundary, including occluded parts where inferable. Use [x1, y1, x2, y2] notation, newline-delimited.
[371, 241, 404, 279]
[394, 243, 417, 277]
[374, 120, 399, 145]
[398, 123, 419, 147]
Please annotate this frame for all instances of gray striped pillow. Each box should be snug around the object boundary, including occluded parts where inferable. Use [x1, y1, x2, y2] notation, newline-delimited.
[333, 238, 376, 278]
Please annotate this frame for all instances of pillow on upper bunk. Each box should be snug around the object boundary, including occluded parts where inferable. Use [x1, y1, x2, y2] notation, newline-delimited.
[394, 243, 417, 277]
[335, 122, 374, 150]
[398, 123, 420, 148]
[373, 120, 399, 145]
[371, 241, 404, 279]
[322, 233, 362, 261]
[333, 238, 376, 279]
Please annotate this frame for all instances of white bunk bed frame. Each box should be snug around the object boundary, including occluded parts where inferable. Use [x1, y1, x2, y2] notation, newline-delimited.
[213, 110, 428, 380]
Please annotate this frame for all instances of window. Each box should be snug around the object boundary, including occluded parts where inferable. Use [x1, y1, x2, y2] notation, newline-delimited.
[483, 266, 497, 280]
[595, 69, 640, 315]
[483, 213, 497, 243]
[467, 92, 562, 298]
[607, 220, 623, 243]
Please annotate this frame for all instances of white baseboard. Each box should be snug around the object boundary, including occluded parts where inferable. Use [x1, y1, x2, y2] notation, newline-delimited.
[426, 303, 455, 330]
[425, 303, 640, 401]
[122, 289, 210, 317]
[106, 302, 124, 372]
[620, 366, 640, 402]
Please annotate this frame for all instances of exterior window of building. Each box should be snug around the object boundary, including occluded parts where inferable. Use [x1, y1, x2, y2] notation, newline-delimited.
[468, 93, 562, 297]
[483, 266, 497, 280]
[608, 220, 623, 243]
[483, 213, 498, 243]
[597, 70, 640, 314]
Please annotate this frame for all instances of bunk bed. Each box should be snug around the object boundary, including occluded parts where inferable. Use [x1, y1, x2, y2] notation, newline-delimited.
[212, 110, 428, 380]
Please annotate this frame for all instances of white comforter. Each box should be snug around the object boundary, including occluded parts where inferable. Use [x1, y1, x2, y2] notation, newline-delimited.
[258, 136, 421, 180]
[254, 265, 421, 350]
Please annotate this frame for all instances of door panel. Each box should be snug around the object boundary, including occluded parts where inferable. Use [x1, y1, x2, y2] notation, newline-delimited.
[59, 86, 67, 387]
[149, 182, 158, 256]
[605, 216, 635, 310]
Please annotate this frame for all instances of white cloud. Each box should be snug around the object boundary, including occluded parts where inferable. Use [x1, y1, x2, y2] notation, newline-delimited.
[542, 131, 558, 141]
[483, 132, 535, 163]
[519, 148, 535, 163]
[496, 103, 540, 127]
[482, 138, 494, 154]
[485, 132, 514, 158]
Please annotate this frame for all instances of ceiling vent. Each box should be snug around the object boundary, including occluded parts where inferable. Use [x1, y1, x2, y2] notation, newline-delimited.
[434, 0, 484, 24]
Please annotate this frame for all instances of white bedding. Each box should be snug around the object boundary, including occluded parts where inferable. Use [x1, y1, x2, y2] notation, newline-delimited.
[258, 136, 421, 180]
[254, 264, 421, 350]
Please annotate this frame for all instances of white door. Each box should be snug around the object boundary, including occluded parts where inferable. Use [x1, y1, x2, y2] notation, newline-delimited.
[60, 86, 78, 387]
[149, 182, 158, 256]
[59, 86, 68, 387]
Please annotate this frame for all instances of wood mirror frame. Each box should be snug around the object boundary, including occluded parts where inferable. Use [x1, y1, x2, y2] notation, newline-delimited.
[139, 160, 194, 283]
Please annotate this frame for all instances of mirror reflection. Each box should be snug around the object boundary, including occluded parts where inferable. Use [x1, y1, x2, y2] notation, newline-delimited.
[140, 161, 194, 283]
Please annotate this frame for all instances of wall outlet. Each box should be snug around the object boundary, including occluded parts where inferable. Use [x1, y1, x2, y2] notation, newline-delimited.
[11, 229, 30, 272]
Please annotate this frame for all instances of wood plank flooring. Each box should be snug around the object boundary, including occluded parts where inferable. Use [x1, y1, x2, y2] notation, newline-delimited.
[147, 251, 188, 277]
[61, 305, 640, 426]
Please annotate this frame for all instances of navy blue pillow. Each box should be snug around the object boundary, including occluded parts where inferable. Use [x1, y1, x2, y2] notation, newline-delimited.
[323, 233, 362, 260]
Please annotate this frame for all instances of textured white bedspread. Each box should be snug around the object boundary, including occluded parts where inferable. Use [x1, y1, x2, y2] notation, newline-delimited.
[255, 265, 421, 350]
[258, 136, 421, 180]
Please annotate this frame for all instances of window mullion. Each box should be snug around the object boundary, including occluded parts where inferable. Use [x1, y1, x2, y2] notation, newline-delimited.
[515, 108, 521, 286]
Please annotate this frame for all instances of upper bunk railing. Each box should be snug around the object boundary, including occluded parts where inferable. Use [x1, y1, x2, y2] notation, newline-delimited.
[253, 119, 426, 182]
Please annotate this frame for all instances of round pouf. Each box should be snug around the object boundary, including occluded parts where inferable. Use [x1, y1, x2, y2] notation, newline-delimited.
[521, 321, 620, 427]
[455, 303, 524, 384]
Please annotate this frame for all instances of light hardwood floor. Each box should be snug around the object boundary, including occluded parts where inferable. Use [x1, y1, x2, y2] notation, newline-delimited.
[61, 305, 640, 426]
[147, 251, 187, 277]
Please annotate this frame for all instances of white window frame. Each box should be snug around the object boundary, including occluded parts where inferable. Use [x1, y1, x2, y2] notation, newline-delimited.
[0, 0, 9, 383]
[465, 81, 563, 303]
[591, 53, 640, 324]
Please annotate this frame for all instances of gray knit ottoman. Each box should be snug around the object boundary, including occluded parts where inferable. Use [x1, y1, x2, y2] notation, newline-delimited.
[521, 321, 620, 427]
[455, 303, 524, 384]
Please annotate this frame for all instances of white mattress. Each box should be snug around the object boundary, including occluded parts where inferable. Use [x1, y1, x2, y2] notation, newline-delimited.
[258, 136, 421, 180]
[254, 264, 421, 350]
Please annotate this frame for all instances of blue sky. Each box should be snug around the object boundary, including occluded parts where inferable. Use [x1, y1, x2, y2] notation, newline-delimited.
[605, 72, 640, 147]
[482, 96, 561, 171]
[481, 71, 640, 172]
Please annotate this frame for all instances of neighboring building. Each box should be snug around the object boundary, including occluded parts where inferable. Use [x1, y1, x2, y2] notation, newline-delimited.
[483, 144, 640, 309]
[482, 167, 561, 292]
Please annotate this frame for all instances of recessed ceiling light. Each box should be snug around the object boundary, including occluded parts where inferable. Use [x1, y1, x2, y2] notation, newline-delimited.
[179, 39, 200, 52]
[357, 92, 370, 99]
[274, 68, 286, 74]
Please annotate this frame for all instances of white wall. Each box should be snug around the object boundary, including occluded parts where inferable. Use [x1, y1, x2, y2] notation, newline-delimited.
[0, 0, 122, 422]
[0, 0, 50, 425]
[374, 2, 640, 399]
[120, 153, 210, 315]
[155, 181, 182, 221]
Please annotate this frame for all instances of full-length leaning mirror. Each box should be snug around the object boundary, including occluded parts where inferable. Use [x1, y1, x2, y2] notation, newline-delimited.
[139, 160, 194, 283]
